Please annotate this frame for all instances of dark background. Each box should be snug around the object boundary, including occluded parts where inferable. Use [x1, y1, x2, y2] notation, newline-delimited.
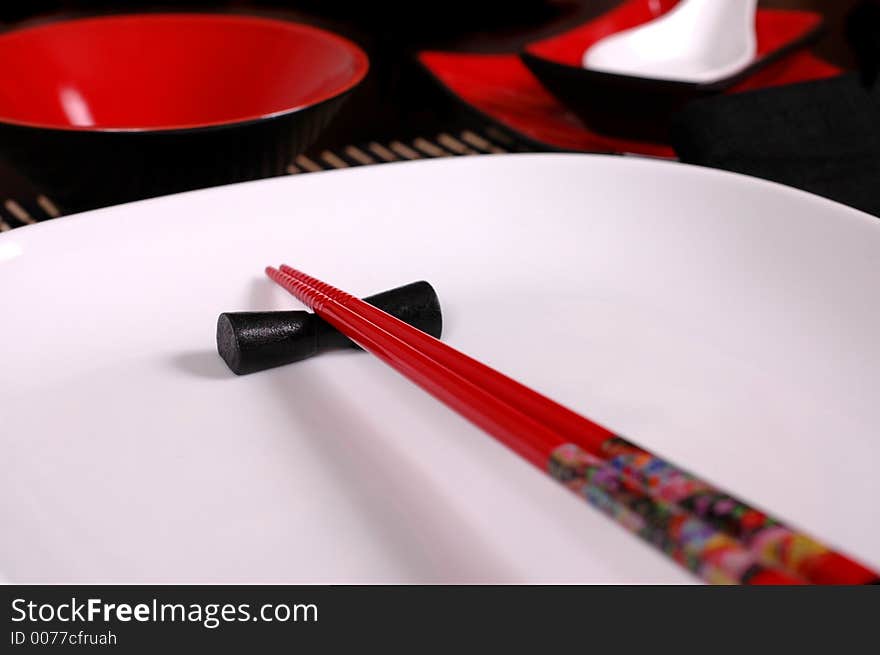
[0, 1, 869, 151]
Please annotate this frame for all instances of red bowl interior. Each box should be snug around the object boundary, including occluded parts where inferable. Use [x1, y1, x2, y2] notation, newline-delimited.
[0, 13, 369, 131]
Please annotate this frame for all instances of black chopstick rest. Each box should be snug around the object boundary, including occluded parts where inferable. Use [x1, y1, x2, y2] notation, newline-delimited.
[217, 281, 442, 375]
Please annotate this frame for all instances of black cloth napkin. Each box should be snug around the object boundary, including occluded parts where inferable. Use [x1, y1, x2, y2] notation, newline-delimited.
[847, 0, 880, 85]
[669, 74, 880, 217]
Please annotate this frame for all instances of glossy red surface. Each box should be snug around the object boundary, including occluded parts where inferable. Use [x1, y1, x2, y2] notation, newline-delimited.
[419, 49, 840, 157]
[0, 14, 369, 131]
[525, 0, 824, 69]
[526, 0, 677, 66]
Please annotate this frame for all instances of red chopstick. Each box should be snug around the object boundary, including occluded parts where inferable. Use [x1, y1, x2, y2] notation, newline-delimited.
[267, 265, 879, 585]
[266, 266, 793, 585]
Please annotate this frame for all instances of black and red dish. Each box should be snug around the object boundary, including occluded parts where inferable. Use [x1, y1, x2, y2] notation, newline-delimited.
[0, 14, 369, 212]
[419, 51, 675, 158]
[520, 0, 825, 142]
[417, 50, 841, 158]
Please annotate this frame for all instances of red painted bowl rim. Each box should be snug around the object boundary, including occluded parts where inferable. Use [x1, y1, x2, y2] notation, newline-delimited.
[0, 13, 370, 133]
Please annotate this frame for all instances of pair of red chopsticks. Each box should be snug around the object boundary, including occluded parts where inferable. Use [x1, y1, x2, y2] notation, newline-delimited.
[267, 264, 879, 585]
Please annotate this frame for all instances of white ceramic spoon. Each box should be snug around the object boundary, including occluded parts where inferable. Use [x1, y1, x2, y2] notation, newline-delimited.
[583, 0, 758, 84]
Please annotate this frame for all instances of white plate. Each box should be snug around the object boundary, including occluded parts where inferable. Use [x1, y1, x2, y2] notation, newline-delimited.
[1, 154, 878, 583]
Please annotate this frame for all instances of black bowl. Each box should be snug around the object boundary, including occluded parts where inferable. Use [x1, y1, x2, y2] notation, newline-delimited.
[520, 5, 824, 143]
[520, 52, 717, 143]
[0, 14, 369, 213]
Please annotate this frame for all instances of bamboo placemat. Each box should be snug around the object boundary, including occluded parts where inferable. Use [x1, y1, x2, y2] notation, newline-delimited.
[0, 126, 531, 231]
[287, 127, 530, 175]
